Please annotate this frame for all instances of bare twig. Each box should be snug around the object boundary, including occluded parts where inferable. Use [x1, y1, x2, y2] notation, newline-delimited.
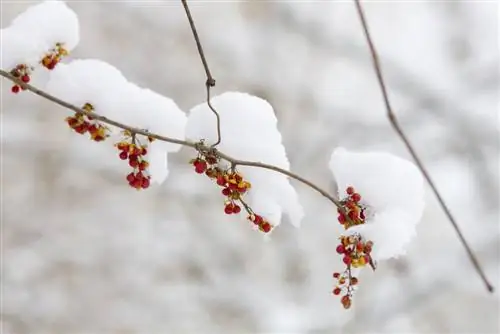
[353, 0, 494, 293]
[0, 69, 343, 210]
[181, 0, 221, 147]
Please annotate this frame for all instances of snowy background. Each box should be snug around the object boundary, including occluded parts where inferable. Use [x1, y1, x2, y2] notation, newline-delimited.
[1, 1, 499, 333]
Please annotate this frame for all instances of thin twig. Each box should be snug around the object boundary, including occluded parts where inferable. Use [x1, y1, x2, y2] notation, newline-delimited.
[181, 0, 221, 147]
[0, 69, 343, 210]
[353, 0, 494, 293]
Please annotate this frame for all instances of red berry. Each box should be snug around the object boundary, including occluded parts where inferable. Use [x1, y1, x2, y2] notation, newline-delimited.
[141, 147, 148, 155]
[129, 159, 139, 168]
[126, 173, 135, 182]
[232, 205, 241, 214]
[338, 214, 345, 223]
[261, 222, 272, 233]
[352, 193, 361, 203]
[222, 188, 231, 196]
[254, 215, 263, 225]
[333, 272, 340, 279]
[343, 256, 352, 265]
[11, 85, 20, 93]
[364, 255, 371, 263]
[141, 178, 150, 189]
[47, 61, 56, 70]
[119, 151, 128, 160]
[139, 161, 148, 171]
[194, 161, 207, 174]
[21, 75, 30, 83]
[216, 176, 226, 186]
[131, 178, 142, 189]
[336, 245, 345, 254]
[346, 186, 354, 195]
[333, 288, 341, 295]
[224, 204, 233, 215]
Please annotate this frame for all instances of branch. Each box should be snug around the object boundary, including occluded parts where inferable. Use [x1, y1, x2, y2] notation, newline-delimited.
[181, 0, 221, 147]
[0, 69, 343, 210]
[353, 0, 494, 293]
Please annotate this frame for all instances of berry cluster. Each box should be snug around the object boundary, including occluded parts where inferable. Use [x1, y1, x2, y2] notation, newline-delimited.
[65, 103, 109, 141]
[337, 186, 365, 229]
[116, 132, 153, 190]
[332, 234, 374, 309]
[247, 213, 273, 233]
[10, 64, 33, 94]
[331, 186, 376, 309]
[190, 151, 274, 233]
[41, 43, 68, 70]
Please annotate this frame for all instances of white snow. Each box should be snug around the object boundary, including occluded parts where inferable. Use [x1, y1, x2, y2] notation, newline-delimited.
[9, 0, 80, 51]
[115, 84, 187, 184]
[45, 59, 129, 116]
[0, 28, 46, 71]
[185, 92, 304, 228]
[330, 147, 425, 260]
[46, 59, 187, 185]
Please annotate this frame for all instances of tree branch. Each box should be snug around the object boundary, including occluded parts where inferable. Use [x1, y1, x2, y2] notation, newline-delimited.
[353, 0, 494, 293]
[0, 69, 343, 210]
[181, 0, 221, 147]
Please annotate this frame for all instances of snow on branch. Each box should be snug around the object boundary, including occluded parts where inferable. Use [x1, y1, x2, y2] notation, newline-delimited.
[1, 0, 79, 92]
[186, 92, 304, 231]
[0, 0, 493, 315]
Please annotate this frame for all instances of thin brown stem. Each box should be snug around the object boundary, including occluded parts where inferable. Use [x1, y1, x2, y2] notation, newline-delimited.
[181, 0, 221, 147]
[353, 0, 494, 293]
[1, 69, 342, 212]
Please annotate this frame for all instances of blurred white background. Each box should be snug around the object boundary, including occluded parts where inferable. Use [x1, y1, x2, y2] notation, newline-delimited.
[1, 1, 499, 333]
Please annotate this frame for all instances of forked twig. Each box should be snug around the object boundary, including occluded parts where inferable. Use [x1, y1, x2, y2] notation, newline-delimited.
[181, 0, 221, 147]
[354, 0, 494, 293]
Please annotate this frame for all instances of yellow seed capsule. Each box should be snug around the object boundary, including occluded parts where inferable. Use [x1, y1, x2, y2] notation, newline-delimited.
[359, 257, 366, 265]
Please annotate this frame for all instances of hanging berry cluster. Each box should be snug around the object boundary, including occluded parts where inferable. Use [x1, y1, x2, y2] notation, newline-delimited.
[10, 64, 33, 94]
[41, 43, 69, 70]
[191, 149, 274, 233]
[115, 131, 152, 190]
[65, 103, 110, 141]
[332, 186, 375, 309]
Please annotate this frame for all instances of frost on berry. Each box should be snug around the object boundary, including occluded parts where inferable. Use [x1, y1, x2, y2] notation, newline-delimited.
[190, 148, 274, 234]
[115, 131, 153, 190]
[65, 103, 110, 141]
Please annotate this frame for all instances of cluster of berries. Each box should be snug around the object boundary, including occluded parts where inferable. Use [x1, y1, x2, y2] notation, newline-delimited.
[65, 103, 109, 141]
[337, 186, 365, 229]
[10, 64, 33, 94]
[116, 132, 153, 190]
[332, 186, 375, 309]
[332, 234, 374, 309]
[190, 151, 273, 233]
[41, 43, 68, 70]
